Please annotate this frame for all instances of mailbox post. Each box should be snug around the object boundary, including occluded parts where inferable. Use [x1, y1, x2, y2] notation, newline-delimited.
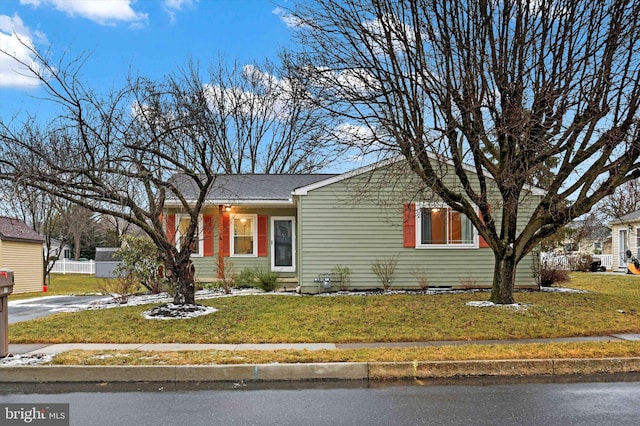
[0, 268, 14, 357]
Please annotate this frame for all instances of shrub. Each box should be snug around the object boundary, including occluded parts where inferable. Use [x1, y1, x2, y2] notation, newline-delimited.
[412, 267, 430, 290]
[538, 258, 571, 287]
[114, 235, 167, 294]
[97, 273, 140, 304]
[459, 276, 479, 288]
[216, 259, 236, 294]
[371, 256, 398, 291]
[332, 265, 351, 291]
[236, 265, 279, 292]
[572, 254, 593, 272]
[252, 265, 280, 292]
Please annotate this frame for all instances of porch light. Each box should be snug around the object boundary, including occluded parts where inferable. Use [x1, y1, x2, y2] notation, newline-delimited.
[225, 205, 232, 212]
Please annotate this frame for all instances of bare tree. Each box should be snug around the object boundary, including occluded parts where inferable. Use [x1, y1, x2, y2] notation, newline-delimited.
[0, 181, 68, 283]
[0, 47, 222, 305]
[287, 0, 640, 303]
[57, 205, 98, 260]
[188, 59, 339, 173]
[597, 179, 640, 220]
[0, 41, 335, 304]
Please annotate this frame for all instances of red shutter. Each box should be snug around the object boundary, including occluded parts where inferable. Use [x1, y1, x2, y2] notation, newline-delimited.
[203, 214, 214, 256]
[478, 208, 490, 248]
[258, 215, 268, 257]
[403, 203, 416, 248]
[166, 214, 176, 244]
[222, 214, 230, 257]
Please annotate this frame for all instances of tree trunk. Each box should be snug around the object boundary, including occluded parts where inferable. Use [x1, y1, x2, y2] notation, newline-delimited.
[489, 251, 517, 304]
[74, 234, 81, 260]
[172, 259, 196, 305]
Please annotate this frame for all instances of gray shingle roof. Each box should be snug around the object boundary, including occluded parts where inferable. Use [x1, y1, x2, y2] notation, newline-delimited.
[168, 174, 338, 203]
[610, 210, 640, 224]
[95, 247, 120, 262]
[0, 217, 44, 243]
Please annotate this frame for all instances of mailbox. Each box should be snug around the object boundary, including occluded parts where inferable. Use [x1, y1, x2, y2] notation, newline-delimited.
[0, 268, 14, 357]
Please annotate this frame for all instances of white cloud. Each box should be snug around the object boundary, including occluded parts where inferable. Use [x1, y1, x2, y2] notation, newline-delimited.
[272, 7, 305, 28]
[20, 0, 148, 26]
[162, 0, 197, 23]
[202, 66, 304, 121]
[333, 122, 377, 147]
[163, 0, 197, 10]
[362, 14, 417, 56]
[0, 14, 48, 88]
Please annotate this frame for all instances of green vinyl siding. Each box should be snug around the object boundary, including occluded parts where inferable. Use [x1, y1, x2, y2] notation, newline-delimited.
[297, 164, 539, 293]
[186, 206, 298, 284]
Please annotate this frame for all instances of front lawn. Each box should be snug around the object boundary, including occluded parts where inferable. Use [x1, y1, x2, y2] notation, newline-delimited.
[9, 273, 640, 345]
[11, 274, 105, 300]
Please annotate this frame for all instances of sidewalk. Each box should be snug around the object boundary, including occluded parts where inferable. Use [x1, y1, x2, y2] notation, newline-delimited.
[3, 334, 640, 384]
[7, 333, 640, 356]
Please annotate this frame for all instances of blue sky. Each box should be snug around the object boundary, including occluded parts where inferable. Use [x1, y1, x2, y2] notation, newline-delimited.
[0, 0, 296, 119]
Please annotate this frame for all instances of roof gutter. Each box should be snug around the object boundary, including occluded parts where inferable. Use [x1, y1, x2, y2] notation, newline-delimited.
[163, 199, 295, 207]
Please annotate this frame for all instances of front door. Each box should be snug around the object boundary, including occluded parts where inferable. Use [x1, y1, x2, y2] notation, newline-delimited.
[619, 228, 629, 271]
[271, 217, 295, 272]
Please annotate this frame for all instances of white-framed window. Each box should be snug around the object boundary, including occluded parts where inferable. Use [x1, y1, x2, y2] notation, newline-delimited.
[564, 242, 578, 253]
[415, 203, 478, 248]
[231, 214, 257, 257]
[176, 214, 204, 256]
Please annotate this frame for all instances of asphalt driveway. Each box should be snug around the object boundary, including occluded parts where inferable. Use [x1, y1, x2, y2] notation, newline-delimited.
[7, 295, 111, 324]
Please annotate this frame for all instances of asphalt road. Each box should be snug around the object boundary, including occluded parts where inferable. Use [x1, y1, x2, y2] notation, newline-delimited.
[2, 378, 640, 425]
[7, 295, 110, 324]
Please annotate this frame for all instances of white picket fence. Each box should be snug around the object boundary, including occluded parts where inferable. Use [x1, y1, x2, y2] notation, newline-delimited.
[540, 253, 613, 271]
[49, 259, 96, 275]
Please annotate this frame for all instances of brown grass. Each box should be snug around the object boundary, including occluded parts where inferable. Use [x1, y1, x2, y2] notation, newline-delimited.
[49, 340, 640, 366]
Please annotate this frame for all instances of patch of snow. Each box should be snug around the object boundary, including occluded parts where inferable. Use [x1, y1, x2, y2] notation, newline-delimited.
[89, 292, 173, 310]
[315, 288, 490, 297]
[87, 288, 298, 312]
[541, 287, 588, 293]
[195, 288, 300, 300]
[466, 301, 529, 310]
[466, 301, 496, 307]
[9, 296, 113, 314]
[1, 353, 53, 366]
[142, 303, 217, 320]
[8, 286, 573, 321]
[93, 353, 130, 360]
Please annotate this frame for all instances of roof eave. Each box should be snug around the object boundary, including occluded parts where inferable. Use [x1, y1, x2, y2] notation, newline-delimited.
[0, 236, 45, 244]
[291, 155, 548, 196]
[164, 199, 295, 207]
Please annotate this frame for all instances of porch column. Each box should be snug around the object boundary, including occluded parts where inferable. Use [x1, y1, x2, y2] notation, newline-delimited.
[218, 204, 224, 279]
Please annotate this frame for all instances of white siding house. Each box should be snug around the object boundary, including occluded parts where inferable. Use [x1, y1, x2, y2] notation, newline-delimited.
[610, 210, 640, 272]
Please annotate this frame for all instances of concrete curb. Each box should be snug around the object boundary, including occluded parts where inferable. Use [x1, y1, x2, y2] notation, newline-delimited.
[2, 358, 640, 383]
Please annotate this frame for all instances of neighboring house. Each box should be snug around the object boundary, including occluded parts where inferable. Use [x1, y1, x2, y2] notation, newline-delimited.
[43, 238, 73, 260]
[610, 210, 640, 272]
[95, 247, 121, 278]
[0, 216, 45, 293]
[163, 159, 542, 293]
[561, 221, 612, 255]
